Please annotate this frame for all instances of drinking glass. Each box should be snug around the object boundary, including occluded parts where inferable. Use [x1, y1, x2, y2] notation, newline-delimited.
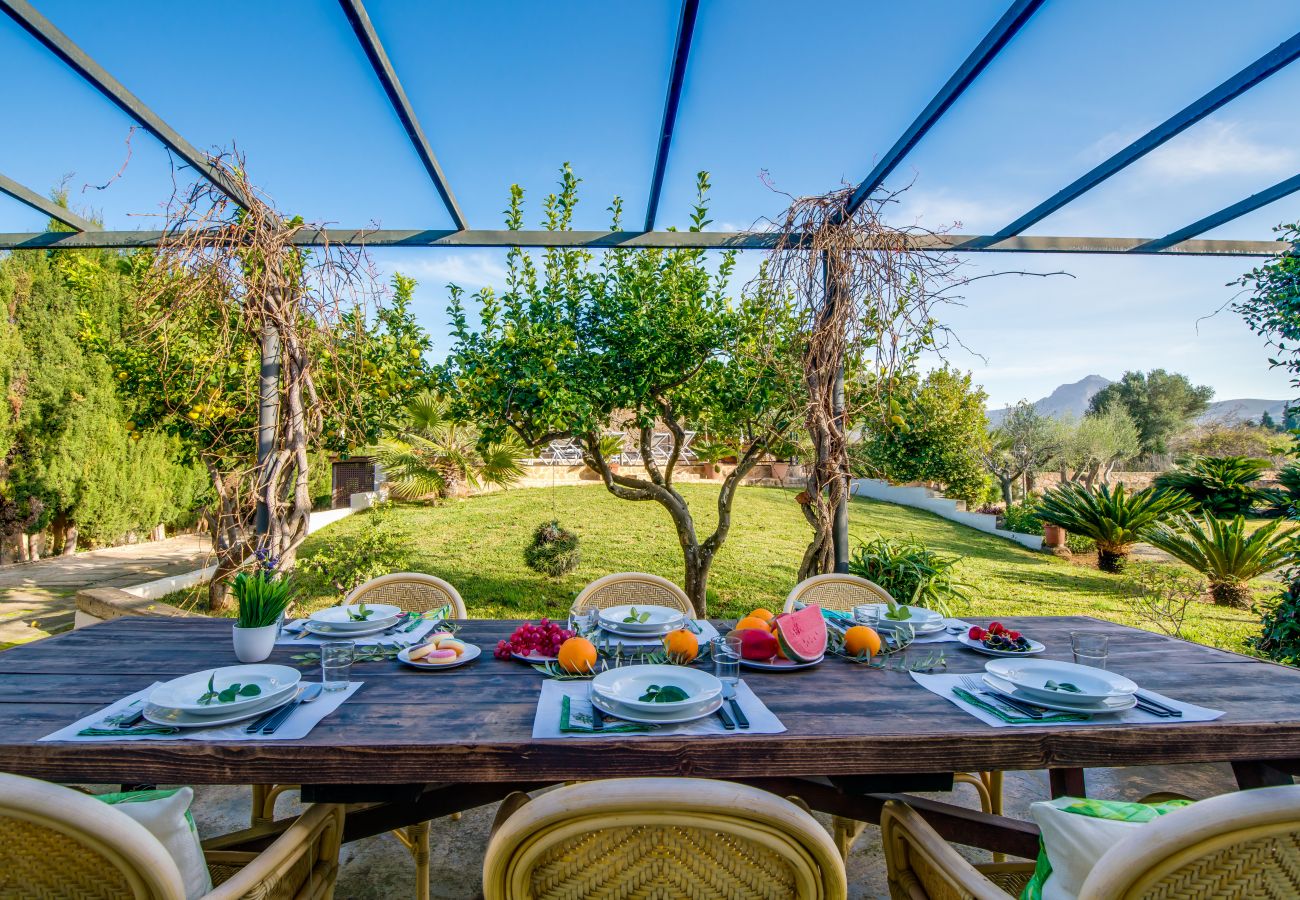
[852, 605, 881, 629]
[321, 640, 355, 692]
[711, 634, 742, 685]
[1071, 632, 1109, 669]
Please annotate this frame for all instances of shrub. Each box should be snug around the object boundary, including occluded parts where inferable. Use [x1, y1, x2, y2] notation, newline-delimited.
[1000, 501, 1095, 554]
[1121, 563, 1206, 639]
[523, 520, 581, 577]
[298, 503, 413, 599]
[1144, 514, 1297, 608]
[1152, 455, 1268, 517]
[1252, 573, 1300, 666]
[1037, 483, 1191, 573]
[847, 534, 968, 614]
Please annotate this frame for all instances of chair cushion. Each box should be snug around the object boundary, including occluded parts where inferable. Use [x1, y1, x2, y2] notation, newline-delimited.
[1023, 796, 1192, 900]
[95, 787, 212, 900]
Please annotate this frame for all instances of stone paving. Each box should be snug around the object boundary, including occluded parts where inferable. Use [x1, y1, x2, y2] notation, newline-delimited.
[0, 535, 212, 647]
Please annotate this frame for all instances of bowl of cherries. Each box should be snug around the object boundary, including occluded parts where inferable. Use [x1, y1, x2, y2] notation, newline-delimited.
[960, 621, 1044, 656]
[494, 619, 576, 662]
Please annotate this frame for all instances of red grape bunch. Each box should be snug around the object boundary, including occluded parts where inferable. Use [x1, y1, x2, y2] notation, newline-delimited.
[494, 618, 576, 660]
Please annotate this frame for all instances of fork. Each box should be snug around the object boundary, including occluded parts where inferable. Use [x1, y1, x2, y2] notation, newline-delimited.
[959, 675, 1045, 719]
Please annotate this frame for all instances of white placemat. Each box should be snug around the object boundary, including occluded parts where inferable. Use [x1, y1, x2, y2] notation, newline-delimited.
[41, 681, 362, 742]
[278, 617, 438, 647]
[595, 619, 719, 650]
[911, 672, 1225, 728]
[532, 678, 785, 739]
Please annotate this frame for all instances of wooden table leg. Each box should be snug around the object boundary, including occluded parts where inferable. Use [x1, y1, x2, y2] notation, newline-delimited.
[1049, 768, 1085, 798]
[1232, 761, 1296, 790]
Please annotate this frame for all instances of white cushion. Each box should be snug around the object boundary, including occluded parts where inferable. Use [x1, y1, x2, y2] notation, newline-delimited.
[96, 787, 212, 900]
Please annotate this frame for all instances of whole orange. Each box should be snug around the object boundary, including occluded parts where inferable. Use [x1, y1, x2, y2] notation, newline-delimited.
[735, 615, 771, 634]
[843, 625, 882, 658]
[661, 629, 698, 663]
[748, 608, 776, 622]
[557, 636, 598, 674]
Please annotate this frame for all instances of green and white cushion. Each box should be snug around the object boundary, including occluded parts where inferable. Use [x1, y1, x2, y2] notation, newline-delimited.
[95, 787, 212, 900]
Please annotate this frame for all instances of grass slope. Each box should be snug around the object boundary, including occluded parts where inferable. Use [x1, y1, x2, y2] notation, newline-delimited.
[295, 484, 1258, 654]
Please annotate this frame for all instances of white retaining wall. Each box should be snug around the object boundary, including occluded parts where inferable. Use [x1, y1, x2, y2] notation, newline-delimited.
[849, 478, 1043, 551]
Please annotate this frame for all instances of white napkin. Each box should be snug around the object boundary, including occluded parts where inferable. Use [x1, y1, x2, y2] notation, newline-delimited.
[41, 681, 362, 742]
[532, 678, 785, 739]
[278, 616, 438, 647]
[910, 671, 1225, 728]
[594, 619, 720, 650]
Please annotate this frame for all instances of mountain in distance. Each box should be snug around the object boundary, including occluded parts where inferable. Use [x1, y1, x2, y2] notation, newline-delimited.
[987, 375, 1287, 426]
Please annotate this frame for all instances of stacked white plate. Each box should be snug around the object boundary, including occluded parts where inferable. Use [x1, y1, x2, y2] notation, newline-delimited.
[597, 604, 685, 638]
[304, 603, 405, 638]
[854, 604, 946, 635]
[143, 664, 302, 728]
[589, 664, 722, 724]
[983, 659, 1139, 714]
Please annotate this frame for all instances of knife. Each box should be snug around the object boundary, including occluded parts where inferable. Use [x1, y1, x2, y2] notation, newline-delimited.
[715, 703, 736, 730]
[259, 684, 323, 735]
[722, 684, 749, 728]
[976, 685, 1045, 719]
[1135, 692, 1183, 717]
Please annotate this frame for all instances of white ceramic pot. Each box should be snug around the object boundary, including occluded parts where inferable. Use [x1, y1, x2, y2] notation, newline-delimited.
[232, 623, 278, 663]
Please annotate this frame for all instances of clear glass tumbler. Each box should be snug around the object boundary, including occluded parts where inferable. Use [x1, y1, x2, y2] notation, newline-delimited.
[711, 634, 742, 685]
[321, 640, 356, 692]
[1071, 632, 1109, 669]
[852, 605, 882, 629]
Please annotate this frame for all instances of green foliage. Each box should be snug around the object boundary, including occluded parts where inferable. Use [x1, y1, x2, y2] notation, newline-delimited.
[1233, 223, 1300, 396]
[853, 366, 990, 504]
[1145, 514, 1296, 607]
[1037, 483, 1191, 572]
[232, 568, 294, 628]
[847, 534, 968, 614]
[523, 520, 581, 577]
[981, 400, 1060, 505]
[1087, 369, 1214, 455]
[1252, 573, 1300, 666]
[1120, 563, 1207, 639]
[1153, 455, 1268, 517]
[297, 503, 413, 599]
[1053, 407, 1142, 486]
[998, 501, 1096, 554]
[1175, 423, 1289, 460]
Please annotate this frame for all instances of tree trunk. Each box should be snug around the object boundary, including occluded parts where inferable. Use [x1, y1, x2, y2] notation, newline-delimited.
[1210, 579, 1251, 608]
[62, 523, 78, 556]
[1097, 546, 1127, 574]
[999, 477, 1014, 508]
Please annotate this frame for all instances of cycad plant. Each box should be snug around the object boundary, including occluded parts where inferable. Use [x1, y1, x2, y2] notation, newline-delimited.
[1152, 455, 1268, 517]
[1037, 483, 1191, 573]
[1145, 514, 1297, 608]
[375, 390, 525, 500]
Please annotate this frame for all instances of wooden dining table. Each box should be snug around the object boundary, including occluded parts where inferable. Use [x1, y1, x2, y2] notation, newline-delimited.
[3, 614, 1299, 857]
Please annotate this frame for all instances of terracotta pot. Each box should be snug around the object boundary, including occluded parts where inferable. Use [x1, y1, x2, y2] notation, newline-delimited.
[1042, 524, 1067, 548]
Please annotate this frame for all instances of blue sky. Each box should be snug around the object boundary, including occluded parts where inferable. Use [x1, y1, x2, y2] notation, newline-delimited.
[2, 0, 1298, 406]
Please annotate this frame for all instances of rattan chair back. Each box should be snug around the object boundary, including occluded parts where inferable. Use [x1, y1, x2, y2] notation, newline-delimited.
[784, 574, 893, 614]
[483, 778, 847, 899]
[570, 572, 693, 615]
[344, 572, 467, 617]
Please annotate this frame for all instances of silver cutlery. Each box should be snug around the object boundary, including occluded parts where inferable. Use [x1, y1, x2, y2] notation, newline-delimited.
[715, 703, 736, 730]
[1135, 692, 1183, 717]
[958, 675, 1045, 719]
[684, 619, 702, 635]
[587, 683, 604, 732]
[1135, 700, 1175, 718]
[104, 701, 145, 728]
[721, 683, 748, 728]
[258, 683, 324, 735]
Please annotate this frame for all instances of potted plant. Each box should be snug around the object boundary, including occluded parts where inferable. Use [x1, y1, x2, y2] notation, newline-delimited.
[693, 438, 733, 479]
[596, 433, 625, 476]
[231, 553, 293, 663]
[1042, 523, 1067, 548]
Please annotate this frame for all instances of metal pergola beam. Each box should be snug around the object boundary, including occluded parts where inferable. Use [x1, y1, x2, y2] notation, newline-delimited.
[338, 0, 467, 230]
[644, 0, 700, 232]
[969, 31, 1300, 249]
[843, 0, 1045, 218]
[1132, 172, 1300, 252]
[0, 228, 1280, 256]
[0, 172, 99, 232]
[0, 0, 253, 209]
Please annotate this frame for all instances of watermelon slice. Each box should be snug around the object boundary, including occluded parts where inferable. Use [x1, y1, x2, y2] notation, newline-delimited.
[734, 628, 780, 661]
[774, 604, 827, 663]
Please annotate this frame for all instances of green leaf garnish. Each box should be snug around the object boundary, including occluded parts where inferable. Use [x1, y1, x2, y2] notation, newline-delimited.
[638, 684, 690, 703]
[623, 606, 652, 624]
[198, 675, 262, 705]
[884, 600, 912, 621]
[348, 601, 374, 622]
[1044, 680, 1082, 693]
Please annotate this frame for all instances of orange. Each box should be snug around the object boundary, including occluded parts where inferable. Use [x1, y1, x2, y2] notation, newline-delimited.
[735, 615, 771, 634]
[557, 636, 598, 674]
[843, 625, 882, 658]
[662, 629, 699, 663]
[748, 608, 776, 623]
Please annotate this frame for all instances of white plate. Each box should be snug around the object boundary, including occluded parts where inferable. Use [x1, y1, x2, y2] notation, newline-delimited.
[957, 634, 1046, 657]
[308, 604, 403, 630]
[857, 605, 944, 632]
[148, 665, 300, 716]
[511, 650, 558, 664]
[597, 605, 684, 634]
[144, 687, 298, 728]
[591, 689, 723, 725]
[304, 619, 403, 639]
[985, 659, 1137, 704]
[740, 655, 824, 671]
[398, 643, 481, 670]
[983, 674, 1136, 715]
[598, 622, 677, 639]
[592, 664, 721, 712]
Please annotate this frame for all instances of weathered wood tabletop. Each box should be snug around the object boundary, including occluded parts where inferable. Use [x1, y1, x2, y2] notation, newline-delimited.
[3, 615, 1299, 787]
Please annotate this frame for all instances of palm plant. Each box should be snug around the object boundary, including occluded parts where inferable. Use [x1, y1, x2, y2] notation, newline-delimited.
[1037, 483, 1191, 573]
[1152, 455, 1268, 517]
[375, 391, 525, 500]
[1145, 514, 1297, 608]
[847, 534, 969, 615]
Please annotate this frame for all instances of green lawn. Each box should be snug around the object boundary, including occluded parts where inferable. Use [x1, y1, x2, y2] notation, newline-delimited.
[289, 484, 1260, 655]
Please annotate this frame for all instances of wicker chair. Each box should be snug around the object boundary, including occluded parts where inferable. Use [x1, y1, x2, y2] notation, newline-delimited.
[570, 572, 694, 616]
[252, 572, 467, 900]
[0, 772, 343, 899]
[483, 778, 848, 899]
[881, 786, 1300, 899]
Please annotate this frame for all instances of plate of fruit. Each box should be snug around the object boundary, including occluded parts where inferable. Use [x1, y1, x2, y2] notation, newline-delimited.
[958, 622, 1044, 657]
[494, 619, 577, 663]
[398, 633, 481, 669]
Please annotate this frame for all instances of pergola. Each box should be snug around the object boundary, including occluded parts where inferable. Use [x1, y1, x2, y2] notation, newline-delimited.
[0, 0, 1296, 567]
